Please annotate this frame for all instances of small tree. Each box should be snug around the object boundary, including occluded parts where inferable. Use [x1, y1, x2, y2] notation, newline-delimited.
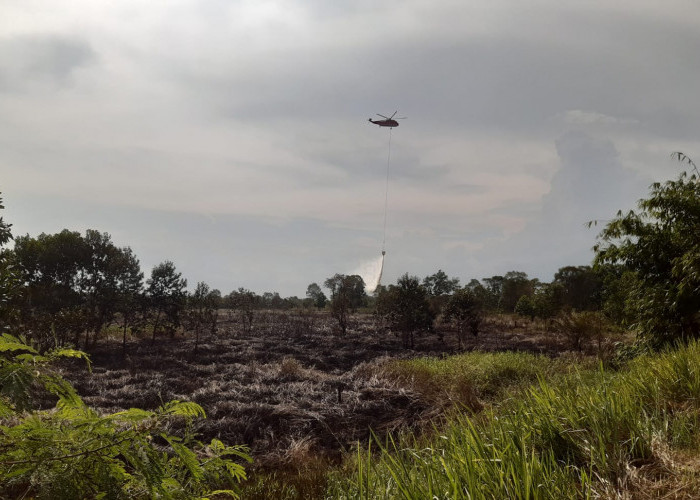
[185, 282, 218, 354]
[514, 294, 536, 321]
[324, 274, 366, 335]
[376, 273, 435, 348]
[227, 288, 258, 333]
[443, 287, 483, 348]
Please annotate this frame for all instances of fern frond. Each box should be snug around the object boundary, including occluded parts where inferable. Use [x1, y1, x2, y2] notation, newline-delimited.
[164, 434, 206, 482]
[109, 408, 155, 422]
[161, 400, 207, 419]
[48, 348, 92, 371]
[0, 334, 37, 355]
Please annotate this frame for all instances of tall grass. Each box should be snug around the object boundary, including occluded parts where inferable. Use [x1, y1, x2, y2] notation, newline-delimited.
[381, 351, 588, 410]
[330, 342, 700, 498]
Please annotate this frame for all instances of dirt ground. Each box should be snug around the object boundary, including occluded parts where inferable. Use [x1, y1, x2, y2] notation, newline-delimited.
[62, 310, 570, 468]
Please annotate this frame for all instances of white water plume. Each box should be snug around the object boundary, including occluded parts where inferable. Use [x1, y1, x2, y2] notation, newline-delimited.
[352, 254, 385, 293]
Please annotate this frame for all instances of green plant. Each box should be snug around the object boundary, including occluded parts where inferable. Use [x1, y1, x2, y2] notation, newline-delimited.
[0, 334, 251, 499]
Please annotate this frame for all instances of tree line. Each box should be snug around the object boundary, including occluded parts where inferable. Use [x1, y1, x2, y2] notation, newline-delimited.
[2, 153, 699, 353]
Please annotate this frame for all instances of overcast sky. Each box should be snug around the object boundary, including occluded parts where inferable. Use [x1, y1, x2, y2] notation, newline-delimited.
[2, 1, 700, 296]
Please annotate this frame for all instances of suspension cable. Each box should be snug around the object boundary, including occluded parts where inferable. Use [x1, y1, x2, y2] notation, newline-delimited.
[381, 127, 392, 253]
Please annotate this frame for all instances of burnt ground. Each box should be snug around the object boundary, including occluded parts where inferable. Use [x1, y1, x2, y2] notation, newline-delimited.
[62, 310, 570, 468]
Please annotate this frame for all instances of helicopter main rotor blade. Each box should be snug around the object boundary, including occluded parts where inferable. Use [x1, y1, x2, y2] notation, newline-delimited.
[377, 114, 391, 120]
[389, 111, 398, 119]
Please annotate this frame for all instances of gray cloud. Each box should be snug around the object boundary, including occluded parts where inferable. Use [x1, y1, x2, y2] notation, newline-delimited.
[1, 1, 699, 294]
[0, 35, 95, 91]
[474, 131, 649, 280]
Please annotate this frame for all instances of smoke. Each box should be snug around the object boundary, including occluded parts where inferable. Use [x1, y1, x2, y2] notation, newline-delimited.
[351, 254, 385, 293]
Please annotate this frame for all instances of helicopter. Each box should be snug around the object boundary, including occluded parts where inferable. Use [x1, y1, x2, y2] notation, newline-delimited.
[368, 111, 406, 128]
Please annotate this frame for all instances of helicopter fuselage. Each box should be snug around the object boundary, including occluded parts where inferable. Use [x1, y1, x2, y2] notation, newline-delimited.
[369, 118, 399, 128]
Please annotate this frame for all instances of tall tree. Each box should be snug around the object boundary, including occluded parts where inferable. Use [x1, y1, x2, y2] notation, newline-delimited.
[500, 271, 535, 313]
[595, 163, 700, 346]
[553, 265, 602, 311]
[324, 274, 366, 335]
[12, 230, 89, 347]
[112, 247, 144, 354]
[147, 261, 187, 341]
[376, 273, 435, 348]
[305, 282, 327, 308]
[443, 287, 483, 348]
[185, 282, 218, 354]
[0, 192, 18, 330]
[227, 288, 259, 333]
[422, 270, 460, 297]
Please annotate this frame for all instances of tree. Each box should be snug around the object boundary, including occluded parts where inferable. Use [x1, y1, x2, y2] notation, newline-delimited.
[10, 230, 144, 349]
[305, 282, 327, 308]
[594, 164, 700, 346]
[324, 274, 366, 335]
[481, 276, 505, 311]
[81, 230, 145, 349]
[500, 271, 535, 313]
[0, 192, 18, 330]
[375, 273, 435, 348]
[532, 282, 566, 320]
[184, 282, 218, 354]
[12, 230, 88, 347]
[514, 294, 536, 321]
[146, 261, 187, 341]
[553, 265, 602, 311]
[110, 247, 144, 354]
[443, 287, 483, 348]
[227, 288, 259, 333]
[422, 270, 460, 297]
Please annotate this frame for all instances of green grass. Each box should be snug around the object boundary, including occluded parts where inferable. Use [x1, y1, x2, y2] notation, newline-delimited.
[381, 351, 589, 410]
[329, 342, 700, 499]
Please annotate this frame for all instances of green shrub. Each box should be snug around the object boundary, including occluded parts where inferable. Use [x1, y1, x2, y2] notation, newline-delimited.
[0, 334, 251, 499]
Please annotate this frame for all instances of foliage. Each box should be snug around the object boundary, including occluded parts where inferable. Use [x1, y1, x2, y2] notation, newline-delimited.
[323, 274, 366, 335]
[0, 334, 251, 499]
[0, 192, 18, 330]
[227, 288, 259, 333]
[514, 294, 536, 320]
[531, 282, 566, 319]
[499, 271, 536, 312]
[9, 229, 144, 349]
[553, 265, 602, 311]
[185, 282, 219, 354]
[375, 274, 435, 348]
[443, 287, 483, 347]
[422, 269, 460, 297]
[305, 283, 327, 309]
[147, 261, 187, 341]
[594, 166, 700, 347]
